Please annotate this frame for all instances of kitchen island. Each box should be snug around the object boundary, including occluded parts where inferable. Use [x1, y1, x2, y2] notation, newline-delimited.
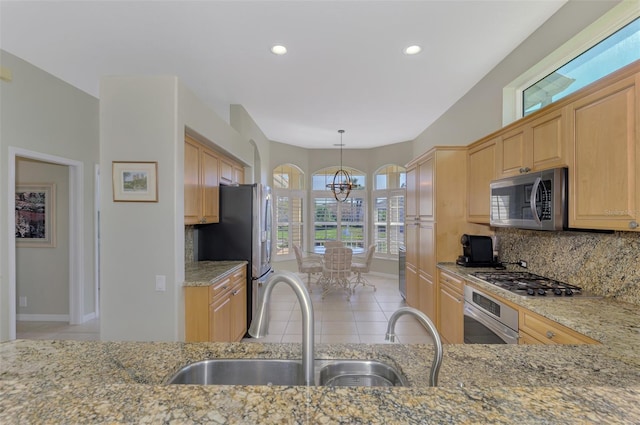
[2, 263, 640, 423]
[2, 336, 640, 423]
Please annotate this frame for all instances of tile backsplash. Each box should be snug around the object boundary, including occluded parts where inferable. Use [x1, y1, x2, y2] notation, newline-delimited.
[497, 228, 640, 305]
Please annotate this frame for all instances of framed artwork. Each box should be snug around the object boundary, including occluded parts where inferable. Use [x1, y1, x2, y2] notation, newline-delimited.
[15, 183, 56, 248]
[112, 161, 158, 202]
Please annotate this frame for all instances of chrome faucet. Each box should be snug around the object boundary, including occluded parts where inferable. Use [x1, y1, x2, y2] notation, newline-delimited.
[248, 271, 315, 386]
[385, 307, 443, 386]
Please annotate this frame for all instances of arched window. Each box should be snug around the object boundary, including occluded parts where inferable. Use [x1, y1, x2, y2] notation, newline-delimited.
[312, 167, 366, 253]
[273, 164, 305, 258]
[373, 165, 406, 257]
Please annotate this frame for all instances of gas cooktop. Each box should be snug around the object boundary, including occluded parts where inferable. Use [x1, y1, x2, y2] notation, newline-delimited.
[470, 271, 600, 298]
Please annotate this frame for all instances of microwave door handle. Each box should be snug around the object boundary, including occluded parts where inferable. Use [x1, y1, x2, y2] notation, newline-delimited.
[530, 177, 542, 225]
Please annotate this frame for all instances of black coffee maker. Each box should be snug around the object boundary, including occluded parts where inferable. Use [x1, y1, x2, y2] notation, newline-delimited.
[456, 234, 501, 267]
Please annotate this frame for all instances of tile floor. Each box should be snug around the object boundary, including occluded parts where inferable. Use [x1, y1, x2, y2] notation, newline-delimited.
[16, 317, 100, 341]
[242, 272, 434, 344]
[16, 272, 434, 345]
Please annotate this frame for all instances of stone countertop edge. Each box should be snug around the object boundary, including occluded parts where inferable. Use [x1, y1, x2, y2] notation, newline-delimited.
[183, 260, 248, 286]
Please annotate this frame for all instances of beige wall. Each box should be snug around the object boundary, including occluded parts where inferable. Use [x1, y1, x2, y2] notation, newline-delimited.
[0, 50, 99, 341]
[16, 159, 69, 317]
[412, 0, 620, 156]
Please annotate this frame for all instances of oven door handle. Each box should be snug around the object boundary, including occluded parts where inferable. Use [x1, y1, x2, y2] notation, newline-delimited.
[464, 302, 520, 344]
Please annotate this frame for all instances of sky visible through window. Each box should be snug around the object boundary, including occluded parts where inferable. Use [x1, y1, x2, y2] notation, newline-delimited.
[524, 17, 639, 115]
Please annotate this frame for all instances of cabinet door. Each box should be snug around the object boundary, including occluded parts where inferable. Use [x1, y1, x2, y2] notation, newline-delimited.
[418, 222, 434, 281]
[233, 165, 244, 184]
[184, 139, 201, 225]
[201, 147, 220, 224]
[438, 281, 464, 344]
[568, 74, 640, 231]
[419, 273, 436, 324]
[497, 126, 527, 177]
[405, 166, 417, 218]
[418, 157, 434, 220]
[467, 138, 496, 223]
[530, 108, 566, 171]
[230, 281, 247, 342]
[405, 221, 418, 270]
[219, 157, 234, 185]
[210, 295, 232, 342]
[405, 264, 419, 309]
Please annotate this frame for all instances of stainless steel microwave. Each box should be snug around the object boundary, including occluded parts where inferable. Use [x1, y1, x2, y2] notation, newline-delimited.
[490, 168, 568, 231]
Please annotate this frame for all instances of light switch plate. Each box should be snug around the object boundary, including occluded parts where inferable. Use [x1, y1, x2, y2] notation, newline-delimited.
[155, 275, 166, 291]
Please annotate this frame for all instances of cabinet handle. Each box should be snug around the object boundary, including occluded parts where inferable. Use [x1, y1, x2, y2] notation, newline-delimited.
[630, 221, 639, 230]
[200, 218, 207, 224]
[519, 167, 531, 174]
[546, 330, 555, 339]
[232, 290, 240, 296]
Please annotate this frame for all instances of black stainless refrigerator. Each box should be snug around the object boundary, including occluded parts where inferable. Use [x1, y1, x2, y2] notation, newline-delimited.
[198, 184, 273, 333]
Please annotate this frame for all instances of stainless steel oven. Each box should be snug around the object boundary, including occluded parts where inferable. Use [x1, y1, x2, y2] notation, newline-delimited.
[463, 286, 519, 344]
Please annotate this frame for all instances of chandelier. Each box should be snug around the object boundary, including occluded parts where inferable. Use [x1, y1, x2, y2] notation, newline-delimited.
[327, 129, 353, 202]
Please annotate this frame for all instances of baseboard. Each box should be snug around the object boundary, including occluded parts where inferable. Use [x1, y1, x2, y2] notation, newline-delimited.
[83, 312, 97, 322]
[17, 314, 70, 322]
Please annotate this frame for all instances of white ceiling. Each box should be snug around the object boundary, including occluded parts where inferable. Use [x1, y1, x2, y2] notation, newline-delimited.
[0, 0, 567, 149]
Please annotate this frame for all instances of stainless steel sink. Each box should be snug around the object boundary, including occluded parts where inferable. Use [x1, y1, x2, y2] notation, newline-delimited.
[165, 359, 304, 386]
[317, 359, 408, 387]
[165, 359, 407, 387]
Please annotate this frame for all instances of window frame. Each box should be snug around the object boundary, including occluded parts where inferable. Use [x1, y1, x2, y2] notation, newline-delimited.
[272, 164, 306, 262]
[311, 167, 367, 253]
[371, 164, 406, 259]
[503, 2, 639, 125]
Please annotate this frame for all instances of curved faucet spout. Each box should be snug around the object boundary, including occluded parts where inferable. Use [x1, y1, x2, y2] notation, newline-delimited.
[385, 307, 443, 386]
[248, 271, 315, 386]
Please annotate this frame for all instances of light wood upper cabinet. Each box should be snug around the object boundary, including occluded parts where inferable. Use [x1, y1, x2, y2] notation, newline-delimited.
[220, 156, 244, 185]
[405, 166, 417, 219]
[185, 136, 245, 225]
[184, 138, 202, 224]
[496, 106, 567, 178]
[567, 73, 640, 231]
[185, 136, 219, 225]
[467, 137, 497, 224]
[418, 157, 434, 220]
[201, 148, 220, 224]
[497, 126, 526, 177]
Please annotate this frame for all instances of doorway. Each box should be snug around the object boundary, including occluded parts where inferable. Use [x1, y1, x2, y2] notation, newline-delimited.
[8, 147, 87, 340]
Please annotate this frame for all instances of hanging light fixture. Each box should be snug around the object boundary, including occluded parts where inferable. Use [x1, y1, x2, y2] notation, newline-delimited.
[327, 129, 353, 202]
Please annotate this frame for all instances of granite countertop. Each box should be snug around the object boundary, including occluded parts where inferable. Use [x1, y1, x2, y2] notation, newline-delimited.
[2, 263, 640, 423]
[438, 263, 640, 367]
[184, 260, 247, 287]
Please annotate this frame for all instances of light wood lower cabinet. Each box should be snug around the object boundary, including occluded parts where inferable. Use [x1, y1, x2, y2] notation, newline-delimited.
[185, 266, 247, 342]
[437, 270, 464, 344]
[518, 307, 599, 345]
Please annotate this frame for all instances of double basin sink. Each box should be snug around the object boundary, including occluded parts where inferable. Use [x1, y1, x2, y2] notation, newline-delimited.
[165, 358, 408, 387]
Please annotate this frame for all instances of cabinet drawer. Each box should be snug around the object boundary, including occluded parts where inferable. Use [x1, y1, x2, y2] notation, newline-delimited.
[230, 268, 246, 284]
[438, 270, 464, 295]
[210, 277, 233, 303]
[519, 309, 598, 345]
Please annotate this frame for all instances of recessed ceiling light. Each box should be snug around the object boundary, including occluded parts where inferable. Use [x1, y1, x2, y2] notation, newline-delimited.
[403, 45, 422, 55]
[271, 45, 287, 55]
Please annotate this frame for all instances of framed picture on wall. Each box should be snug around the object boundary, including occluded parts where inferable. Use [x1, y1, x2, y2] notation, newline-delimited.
[15, 183, 56, 248]
[112, 161, 158, 202]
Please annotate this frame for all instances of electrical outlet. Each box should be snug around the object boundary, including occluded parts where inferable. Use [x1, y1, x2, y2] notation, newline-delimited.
[155, 275, 166, 292]
[19, 296, 27, 307]
[518, 260, 528, 268]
